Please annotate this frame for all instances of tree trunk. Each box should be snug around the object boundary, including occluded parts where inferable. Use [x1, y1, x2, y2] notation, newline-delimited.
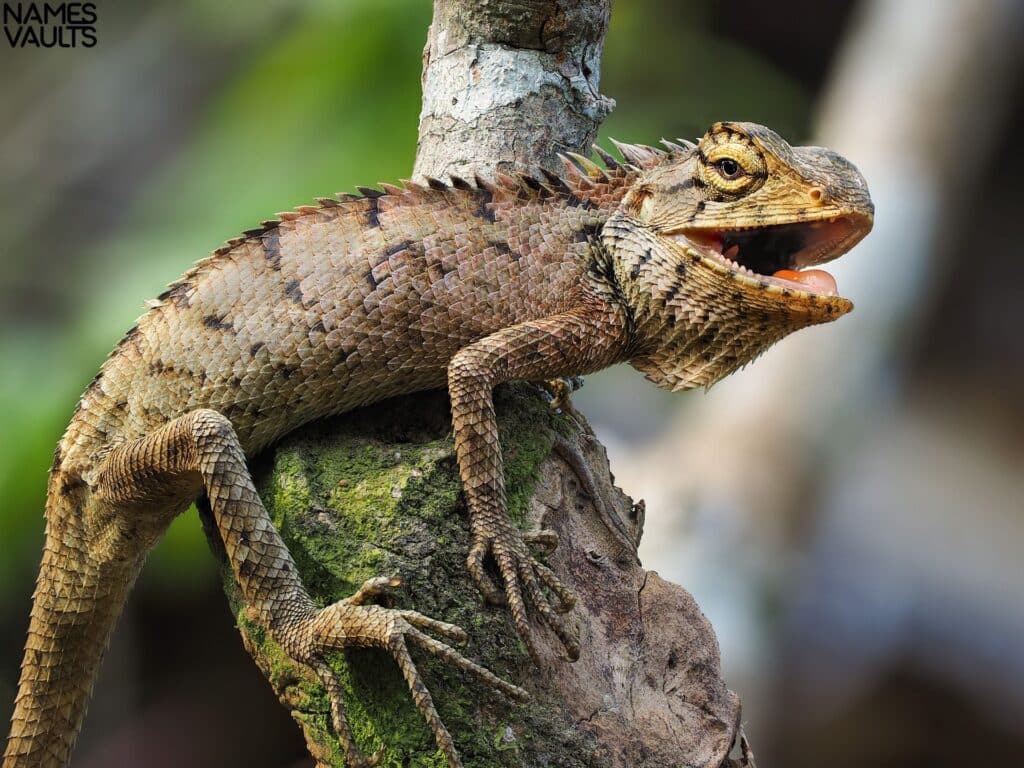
[212, 2, 742, 766]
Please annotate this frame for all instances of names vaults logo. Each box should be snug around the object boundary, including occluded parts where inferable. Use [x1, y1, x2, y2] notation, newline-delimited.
[3, 2, 97, 48]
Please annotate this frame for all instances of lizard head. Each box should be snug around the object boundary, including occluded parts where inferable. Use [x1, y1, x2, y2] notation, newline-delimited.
[606, 121, 874, 391]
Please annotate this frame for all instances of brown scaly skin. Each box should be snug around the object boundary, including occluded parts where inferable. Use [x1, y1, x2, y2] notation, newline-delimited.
[4, 122, 872, 768]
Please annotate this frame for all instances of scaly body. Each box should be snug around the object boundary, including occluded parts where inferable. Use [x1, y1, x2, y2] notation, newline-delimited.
[5, 122, 872, 768]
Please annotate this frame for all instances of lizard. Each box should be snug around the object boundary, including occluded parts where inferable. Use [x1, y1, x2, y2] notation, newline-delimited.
[3, 121, 872, 768]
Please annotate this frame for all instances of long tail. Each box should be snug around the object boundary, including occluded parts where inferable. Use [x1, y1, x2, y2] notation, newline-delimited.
[4, 479, 142, 768]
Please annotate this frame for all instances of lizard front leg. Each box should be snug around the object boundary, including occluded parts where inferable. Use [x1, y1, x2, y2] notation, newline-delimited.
[94, 409, 525, 768]
[447, 307, 627, 660]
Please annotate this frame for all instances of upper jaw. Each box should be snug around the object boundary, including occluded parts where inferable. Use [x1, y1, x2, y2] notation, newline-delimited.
[664, 211, 871, 300]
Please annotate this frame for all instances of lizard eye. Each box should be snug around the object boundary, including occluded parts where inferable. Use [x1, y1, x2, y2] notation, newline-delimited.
[697, 138, 767, 199]
[713, 158, 742, 179]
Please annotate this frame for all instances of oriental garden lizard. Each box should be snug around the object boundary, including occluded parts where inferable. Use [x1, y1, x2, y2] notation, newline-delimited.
[3, 122, 873, 768]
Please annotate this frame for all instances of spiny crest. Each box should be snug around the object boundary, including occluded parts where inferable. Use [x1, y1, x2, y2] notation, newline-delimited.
[660, 138, 696, 153]
[608, 139, 666, 169]
[557, 137, 694, 184]
[563, 152, 606, 180]
[156, 139, 682, 312]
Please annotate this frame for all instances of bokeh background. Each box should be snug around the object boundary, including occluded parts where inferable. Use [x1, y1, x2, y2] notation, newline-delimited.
[1, 1, 1022, 765]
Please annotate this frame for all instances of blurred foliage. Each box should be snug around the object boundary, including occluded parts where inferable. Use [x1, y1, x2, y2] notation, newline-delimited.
[0, 0, 811, 605]
[602, 1, 810, 142]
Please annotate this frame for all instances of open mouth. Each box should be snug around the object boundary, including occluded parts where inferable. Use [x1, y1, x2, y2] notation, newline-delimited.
[670, 215, 869, 298]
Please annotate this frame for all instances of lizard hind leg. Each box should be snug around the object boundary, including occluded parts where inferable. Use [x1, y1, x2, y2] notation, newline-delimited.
[92, 408, 524, 767]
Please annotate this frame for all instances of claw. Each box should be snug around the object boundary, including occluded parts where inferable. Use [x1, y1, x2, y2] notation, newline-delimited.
[523, 528, 559, 552]
[467, 539, 507, 605]
[517, 559, 579, 661]
[348, 575, 403, 606]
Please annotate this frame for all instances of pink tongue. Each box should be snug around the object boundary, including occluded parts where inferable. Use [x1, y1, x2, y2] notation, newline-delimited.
[772, 268, 838, 296]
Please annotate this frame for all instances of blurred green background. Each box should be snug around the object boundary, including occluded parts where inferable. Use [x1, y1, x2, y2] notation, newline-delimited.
[2, 1, 1021, 766]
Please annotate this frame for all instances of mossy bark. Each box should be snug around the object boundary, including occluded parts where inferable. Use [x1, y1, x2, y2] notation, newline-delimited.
[212, 385, 741, 767]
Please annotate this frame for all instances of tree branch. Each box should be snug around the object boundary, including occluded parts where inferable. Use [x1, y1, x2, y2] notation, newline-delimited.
[414, 0, 614, 179]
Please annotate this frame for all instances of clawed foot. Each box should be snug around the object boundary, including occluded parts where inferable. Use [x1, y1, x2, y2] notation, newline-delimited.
[466, 527, 580, 661]
[290, 576, 527, 768]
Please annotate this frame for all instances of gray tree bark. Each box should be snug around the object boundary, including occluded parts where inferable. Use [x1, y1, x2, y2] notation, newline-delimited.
[414, 1, 615, 180]
[215, 2, 743, 766]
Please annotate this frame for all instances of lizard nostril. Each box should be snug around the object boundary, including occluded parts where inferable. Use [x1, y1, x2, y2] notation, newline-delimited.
[809, 186, 826, 203]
